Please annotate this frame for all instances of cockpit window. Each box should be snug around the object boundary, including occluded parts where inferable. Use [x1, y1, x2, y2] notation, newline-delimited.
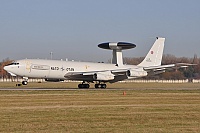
[8, 62, 19, 65]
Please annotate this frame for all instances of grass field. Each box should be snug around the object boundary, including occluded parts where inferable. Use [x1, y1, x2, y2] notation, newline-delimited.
[0, 82, 200, 132]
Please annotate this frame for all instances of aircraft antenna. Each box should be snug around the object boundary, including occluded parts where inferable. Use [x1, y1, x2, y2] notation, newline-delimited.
[50, 52, 53, 60]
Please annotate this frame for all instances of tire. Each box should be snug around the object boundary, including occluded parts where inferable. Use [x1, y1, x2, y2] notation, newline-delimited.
[85, 84, 90, 88]
[95, 84, 100, 89]
[78, 84, 90, 89]
[101, 84, 106, 89]
[22, 81, 28, 85]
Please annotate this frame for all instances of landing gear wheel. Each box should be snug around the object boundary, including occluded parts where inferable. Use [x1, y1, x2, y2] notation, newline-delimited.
[101, 84, 106, 89]
[22, 81, 28, 85]
[95, 84, 107, 89]
[78, 84, 90, 89]
[95, 84, 100, 89]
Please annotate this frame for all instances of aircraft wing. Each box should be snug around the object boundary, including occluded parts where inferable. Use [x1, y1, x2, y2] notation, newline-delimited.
[64, 69, 128, 82]
[64, 63, 195, 81]
[64, 71, 95, 81]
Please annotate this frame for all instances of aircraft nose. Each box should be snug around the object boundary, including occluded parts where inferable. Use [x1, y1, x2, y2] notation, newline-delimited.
[4, 66, 10, 71]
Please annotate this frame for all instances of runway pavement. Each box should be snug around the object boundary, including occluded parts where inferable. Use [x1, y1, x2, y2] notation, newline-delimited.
[0, 87, 199, 91]
[0, 88, 139, 91]
[0, 88, 83, 91]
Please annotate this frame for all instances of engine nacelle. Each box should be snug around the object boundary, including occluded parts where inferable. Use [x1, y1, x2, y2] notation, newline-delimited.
[127, 70, 147, 77]
[93, 71, 115, 81]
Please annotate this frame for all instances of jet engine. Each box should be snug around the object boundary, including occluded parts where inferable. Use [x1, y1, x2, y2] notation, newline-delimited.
[127, 70, 147, 77]
[93, 71, 115, 81]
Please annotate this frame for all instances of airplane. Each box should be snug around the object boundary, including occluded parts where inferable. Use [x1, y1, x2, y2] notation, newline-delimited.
[4, 37, 193, 88]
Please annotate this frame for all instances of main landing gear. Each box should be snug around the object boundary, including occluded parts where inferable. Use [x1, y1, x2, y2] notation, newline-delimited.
[78, 81, 90, 88]
[78, 81, 107, 89]
[78, 83, 90, 88]
[94, 83, 107, 89]
[94, 81, 107, 89]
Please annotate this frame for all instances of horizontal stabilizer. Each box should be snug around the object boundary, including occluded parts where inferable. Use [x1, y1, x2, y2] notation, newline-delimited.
[144, 63, 196, 72]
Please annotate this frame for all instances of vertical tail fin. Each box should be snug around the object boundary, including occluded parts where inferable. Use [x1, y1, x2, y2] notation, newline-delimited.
[138, 37, 165, 67]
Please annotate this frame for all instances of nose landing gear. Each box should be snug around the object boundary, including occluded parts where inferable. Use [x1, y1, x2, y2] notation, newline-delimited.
[16, 77, 28, 86]
[22, 81, 28, 85]
[22, 77, 28, 85]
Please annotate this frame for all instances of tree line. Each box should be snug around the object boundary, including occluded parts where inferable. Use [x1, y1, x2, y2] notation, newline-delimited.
[123, 54, 200, 80]
[0, 54, 200, 80]
[0, 58, 13, 78]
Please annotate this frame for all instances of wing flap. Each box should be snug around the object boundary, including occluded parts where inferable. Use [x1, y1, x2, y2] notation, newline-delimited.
[64, 72, 94, 81]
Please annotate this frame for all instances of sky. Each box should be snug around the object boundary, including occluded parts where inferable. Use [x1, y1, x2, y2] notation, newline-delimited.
[0, 0, 200, 62]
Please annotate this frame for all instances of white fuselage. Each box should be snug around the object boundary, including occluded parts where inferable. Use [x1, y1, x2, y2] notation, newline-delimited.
[4, 59, 141, 81]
